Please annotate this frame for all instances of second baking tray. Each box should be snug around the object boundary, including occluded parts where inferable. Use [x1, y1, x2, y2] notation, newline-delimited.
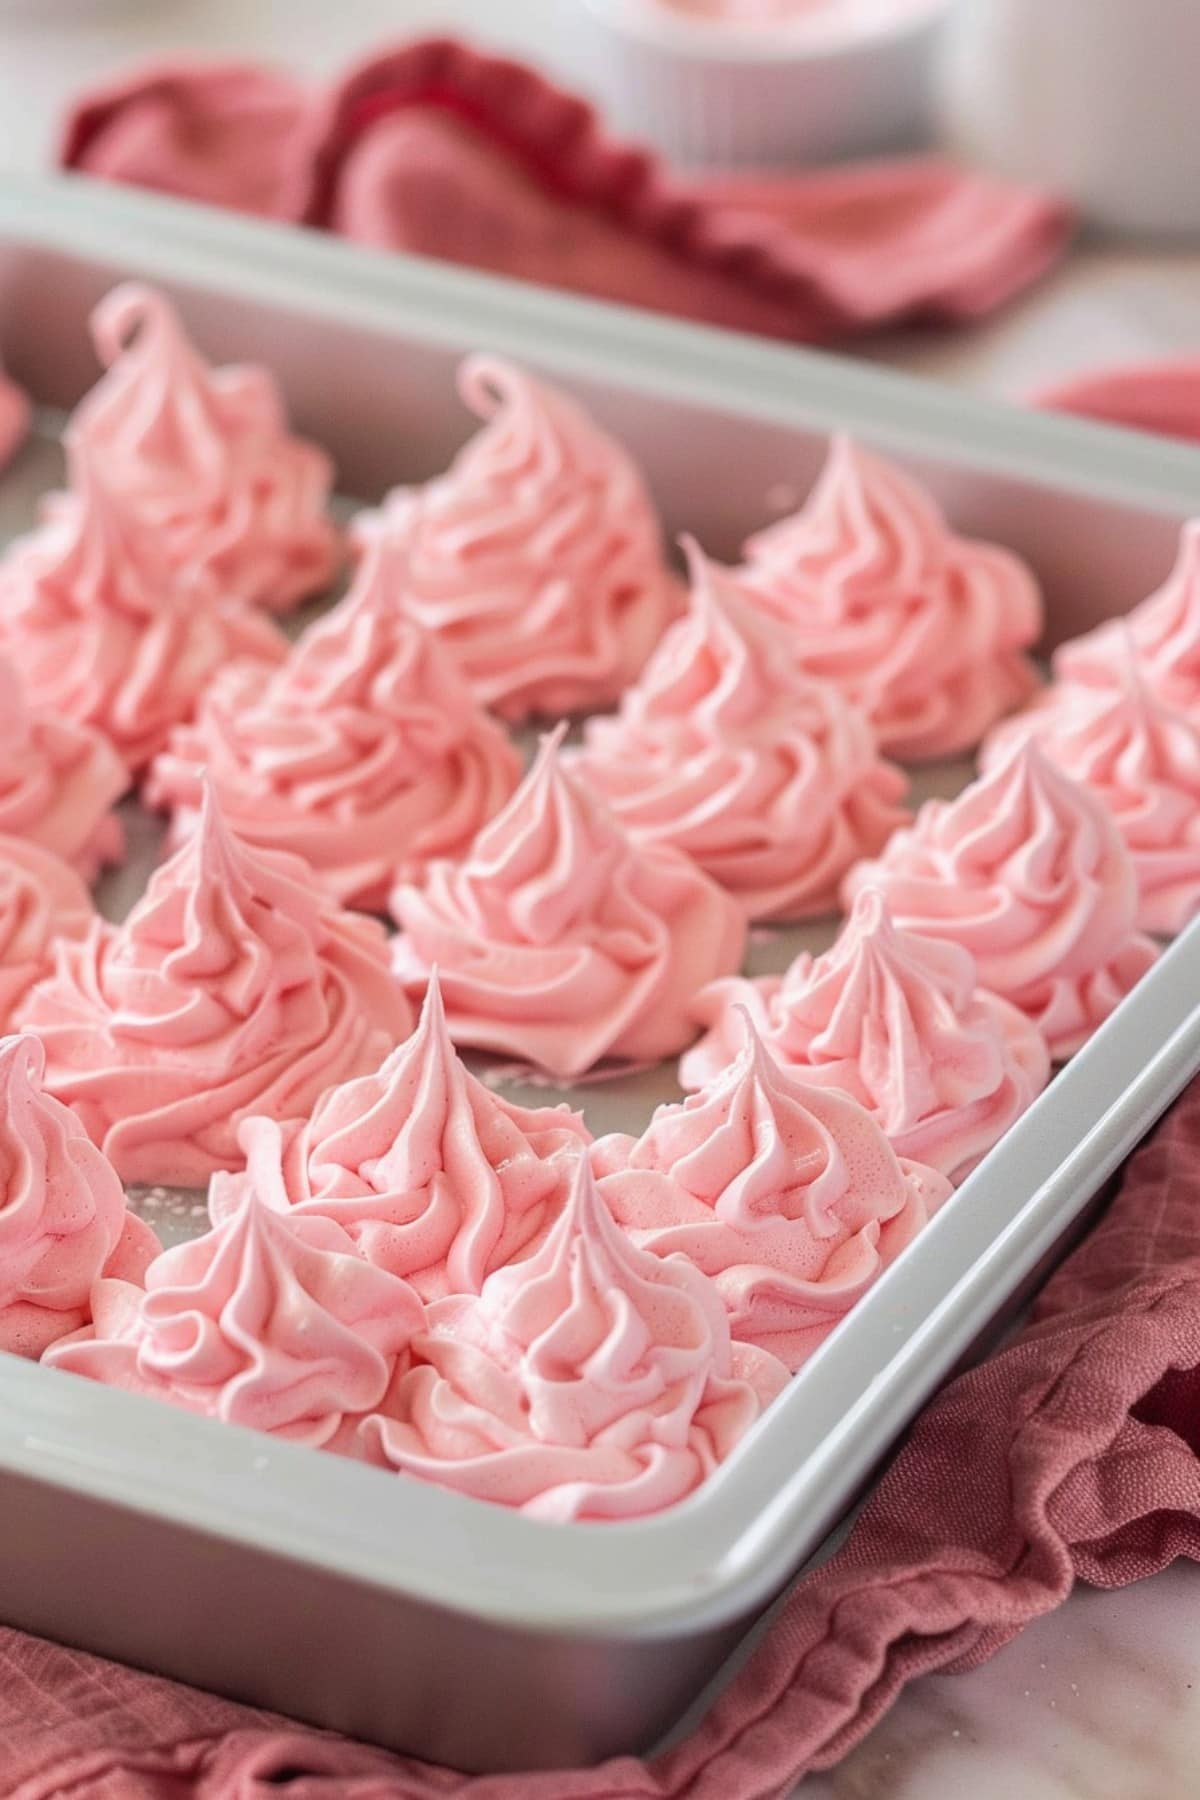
[0, 173, 1198, 1774]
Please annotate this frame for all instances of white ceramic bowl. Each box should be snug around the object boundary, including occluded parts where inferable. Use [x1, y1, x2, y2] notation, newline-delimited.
[575, 0, 953, 169]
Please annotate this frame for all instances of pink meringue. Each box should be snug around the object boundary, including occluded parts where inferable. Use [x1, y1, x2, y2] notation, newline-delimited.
[19, 786, 413, 1188]
[47, 1120, 424, 1453]
[739, 435, 1042, 760]
[391, 730, 748, 1078]
[0, 440, 286, 773]
[0, 835, 96, 1033]
[1054, 523, 1200, 717]
[682, 888, 1050, 1182]
[571, 542, 909, 921]
[845, 742, 1159, 1059]
[213, 973, 592, 1301]
[70, 283, 340, 613]
[594, 1020, 950, 1372]
[0, 1034, 158, 1360]
[350, 355, 682, 721]
[361, 1154, 788, 1519]
[146, 538, 521, 911]
[0, 652, 127, 881]
[984, 667, 1200, 937]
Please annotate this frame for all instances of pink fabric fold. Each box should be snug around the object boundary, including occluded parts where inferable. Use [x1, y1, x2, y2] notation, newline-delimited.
[1037, 358, 1200, 445]
[6, 1072, 1200, 1798]
[59, 41, 1071, 346]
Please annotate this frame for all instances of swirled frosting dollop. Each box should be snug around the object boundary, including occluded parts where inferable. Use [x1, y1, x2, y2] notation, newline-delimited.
[361, 1154, 787, 1519]
[349, 355, 682, 721]
[213, 972, 592, 1301]
[1055, 524, 1200, 717]
[570, 542, 909, 922]
[0, 652, 127, 881]
[47, 1120, 424, 1452]
[0, 835, 97, 1032]
[844, 742, 1159, 1059]
[984, 666, 1200, 936]
[19, 786, 413, 1187]
[70, 283, 340, 613]
[594, 1019, 950, 1372]
[682, 888, 1050, 1182]
[0, 441, 287, 772]
[146, 538, 521, 911]
[739, 436, 1043, 760]
[0, 1034, 158, 1360]
[391, 729, 747, 1078]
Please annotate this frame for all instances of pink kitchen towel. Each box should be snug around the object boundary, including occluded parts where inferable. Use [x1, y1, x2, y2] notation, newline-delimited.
[6, 1071, 1200, 1799]
[59, 39, 1072, 346]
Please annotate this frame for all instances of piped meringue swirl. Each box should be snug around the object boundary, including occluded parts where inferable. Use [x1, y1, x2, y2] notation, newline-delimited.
[570, 542, 910, 922]
[19, 786, 413, 1187]
[349, 355, 682, 721]
[146, 539, 521, 910]
[682, 888, 1050, 1182]
[0, 652, 127, 880]
[594, 1019, 950, 1372]
[739, 435, 1042, 760]
[391, 729, 747, 1078]
[47, 1119, 424, 1452]
[0, 835, 97, 1033]
[70, 283, 340, 613]
[1055, 523, 1200, 718]
[361, 1154, 788, 1519]
[844, 742, 1159, 1058]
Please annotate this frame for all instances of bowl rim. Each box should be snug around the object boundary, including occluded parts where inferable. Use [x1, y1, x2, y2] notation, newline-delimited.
[577, 0, 954, 65]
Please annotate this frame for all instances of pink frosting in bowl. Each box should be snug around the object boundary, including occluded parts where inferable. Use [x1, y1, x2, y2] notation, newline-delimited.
[146, 537, 521, 911]
[70, 283, 340, 613]
[360, 1153, 788, 1519]
[46, 1120, 424, 1453]
[0, 835, 97, 1033]
[0, 651, 127, 881]
[0, 440, 287, 773]
[0, 1034, 158, 1361]
[682, 888, 1050, 1182]
[213, 973, 593, 1301]
[594, 1019, 950, 1372]
[349, 355, 682, 721]
[844, 742, 1159, 1059]
[739, 435, 1043, 760]
[570, 541, 910, 922]
[391, 729, 748, 1079]
[19, 786, 413, 1188]
[1054, 523, 1200, 718]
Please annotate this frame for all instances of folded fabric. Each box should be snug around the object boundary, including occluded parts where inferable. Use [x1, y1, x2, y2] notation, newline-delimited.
[5, 1071, 1200, 1798]
[1037, 358, 1200, 445]
[59, 40, 1072, 346]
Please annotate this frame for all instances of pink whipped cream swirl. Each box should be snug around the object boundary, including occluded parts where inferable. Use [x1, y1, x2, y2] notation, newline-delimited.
[349, 355, 682, 721]
[682, 888, 1050, 1183]
[0, 835, 97, 1033]
[0, 1034, 158, 1360]
[0, 652, 126, 881]
[984, 665, 1200, 937]
[739, 435, 1043, 761]
[146, 538, 521, 911]
[212, 973, 592, 1301]
[1054, 524, 1200, 717]
[19, 786, 413, 1188]
[47, 1120, 424, 1453]
[360, 1153, 788, 1519]
[391, 729, 747, 1078]
[0, 441, 286, 773]
[844, 742, 1159, 1060]
[569, 542, 909, 922]
[593, 1019, 950, 1373]
[70, 283, 340, 613]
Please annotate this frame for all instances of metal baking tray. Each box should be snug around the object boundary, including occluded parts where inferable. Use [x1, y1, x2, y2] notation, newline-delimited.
[0, 172, 1198, 1775]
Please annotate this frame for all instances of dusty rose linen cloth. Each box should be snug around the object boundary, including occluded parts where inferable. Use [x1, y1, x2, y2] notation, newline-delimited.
[59, 40, 1071, 346]
[5, 1073, 1200, 1798]
[1038, 359, 1200, 444]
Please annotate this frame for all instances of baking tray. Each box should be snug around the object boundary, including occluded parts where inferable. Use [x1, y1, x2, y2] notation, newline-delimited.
[0, 172, 1199, 1774]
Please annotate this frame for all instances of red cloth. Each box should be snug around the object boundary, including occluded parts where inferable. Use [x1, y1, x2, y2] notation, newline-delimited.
[6, 1074, 1200, 1799]
[59, 40, 1071, 346]
[1038, 358, 1200, 445]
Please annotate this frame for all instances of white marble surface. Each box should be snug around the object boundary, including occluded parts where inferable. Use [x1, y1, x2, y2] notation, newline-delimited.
[3, 5, 1200, 1795]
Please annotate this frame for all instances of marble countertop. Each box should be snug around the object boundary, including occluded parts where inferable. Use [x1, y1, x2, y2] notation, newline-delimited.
[3, 5, 1199, 1794]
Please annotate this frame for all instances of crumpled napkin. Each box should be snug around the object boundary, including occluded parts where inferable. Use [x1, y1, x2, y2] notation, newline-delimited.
[5, 1071, 1200, 1800]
